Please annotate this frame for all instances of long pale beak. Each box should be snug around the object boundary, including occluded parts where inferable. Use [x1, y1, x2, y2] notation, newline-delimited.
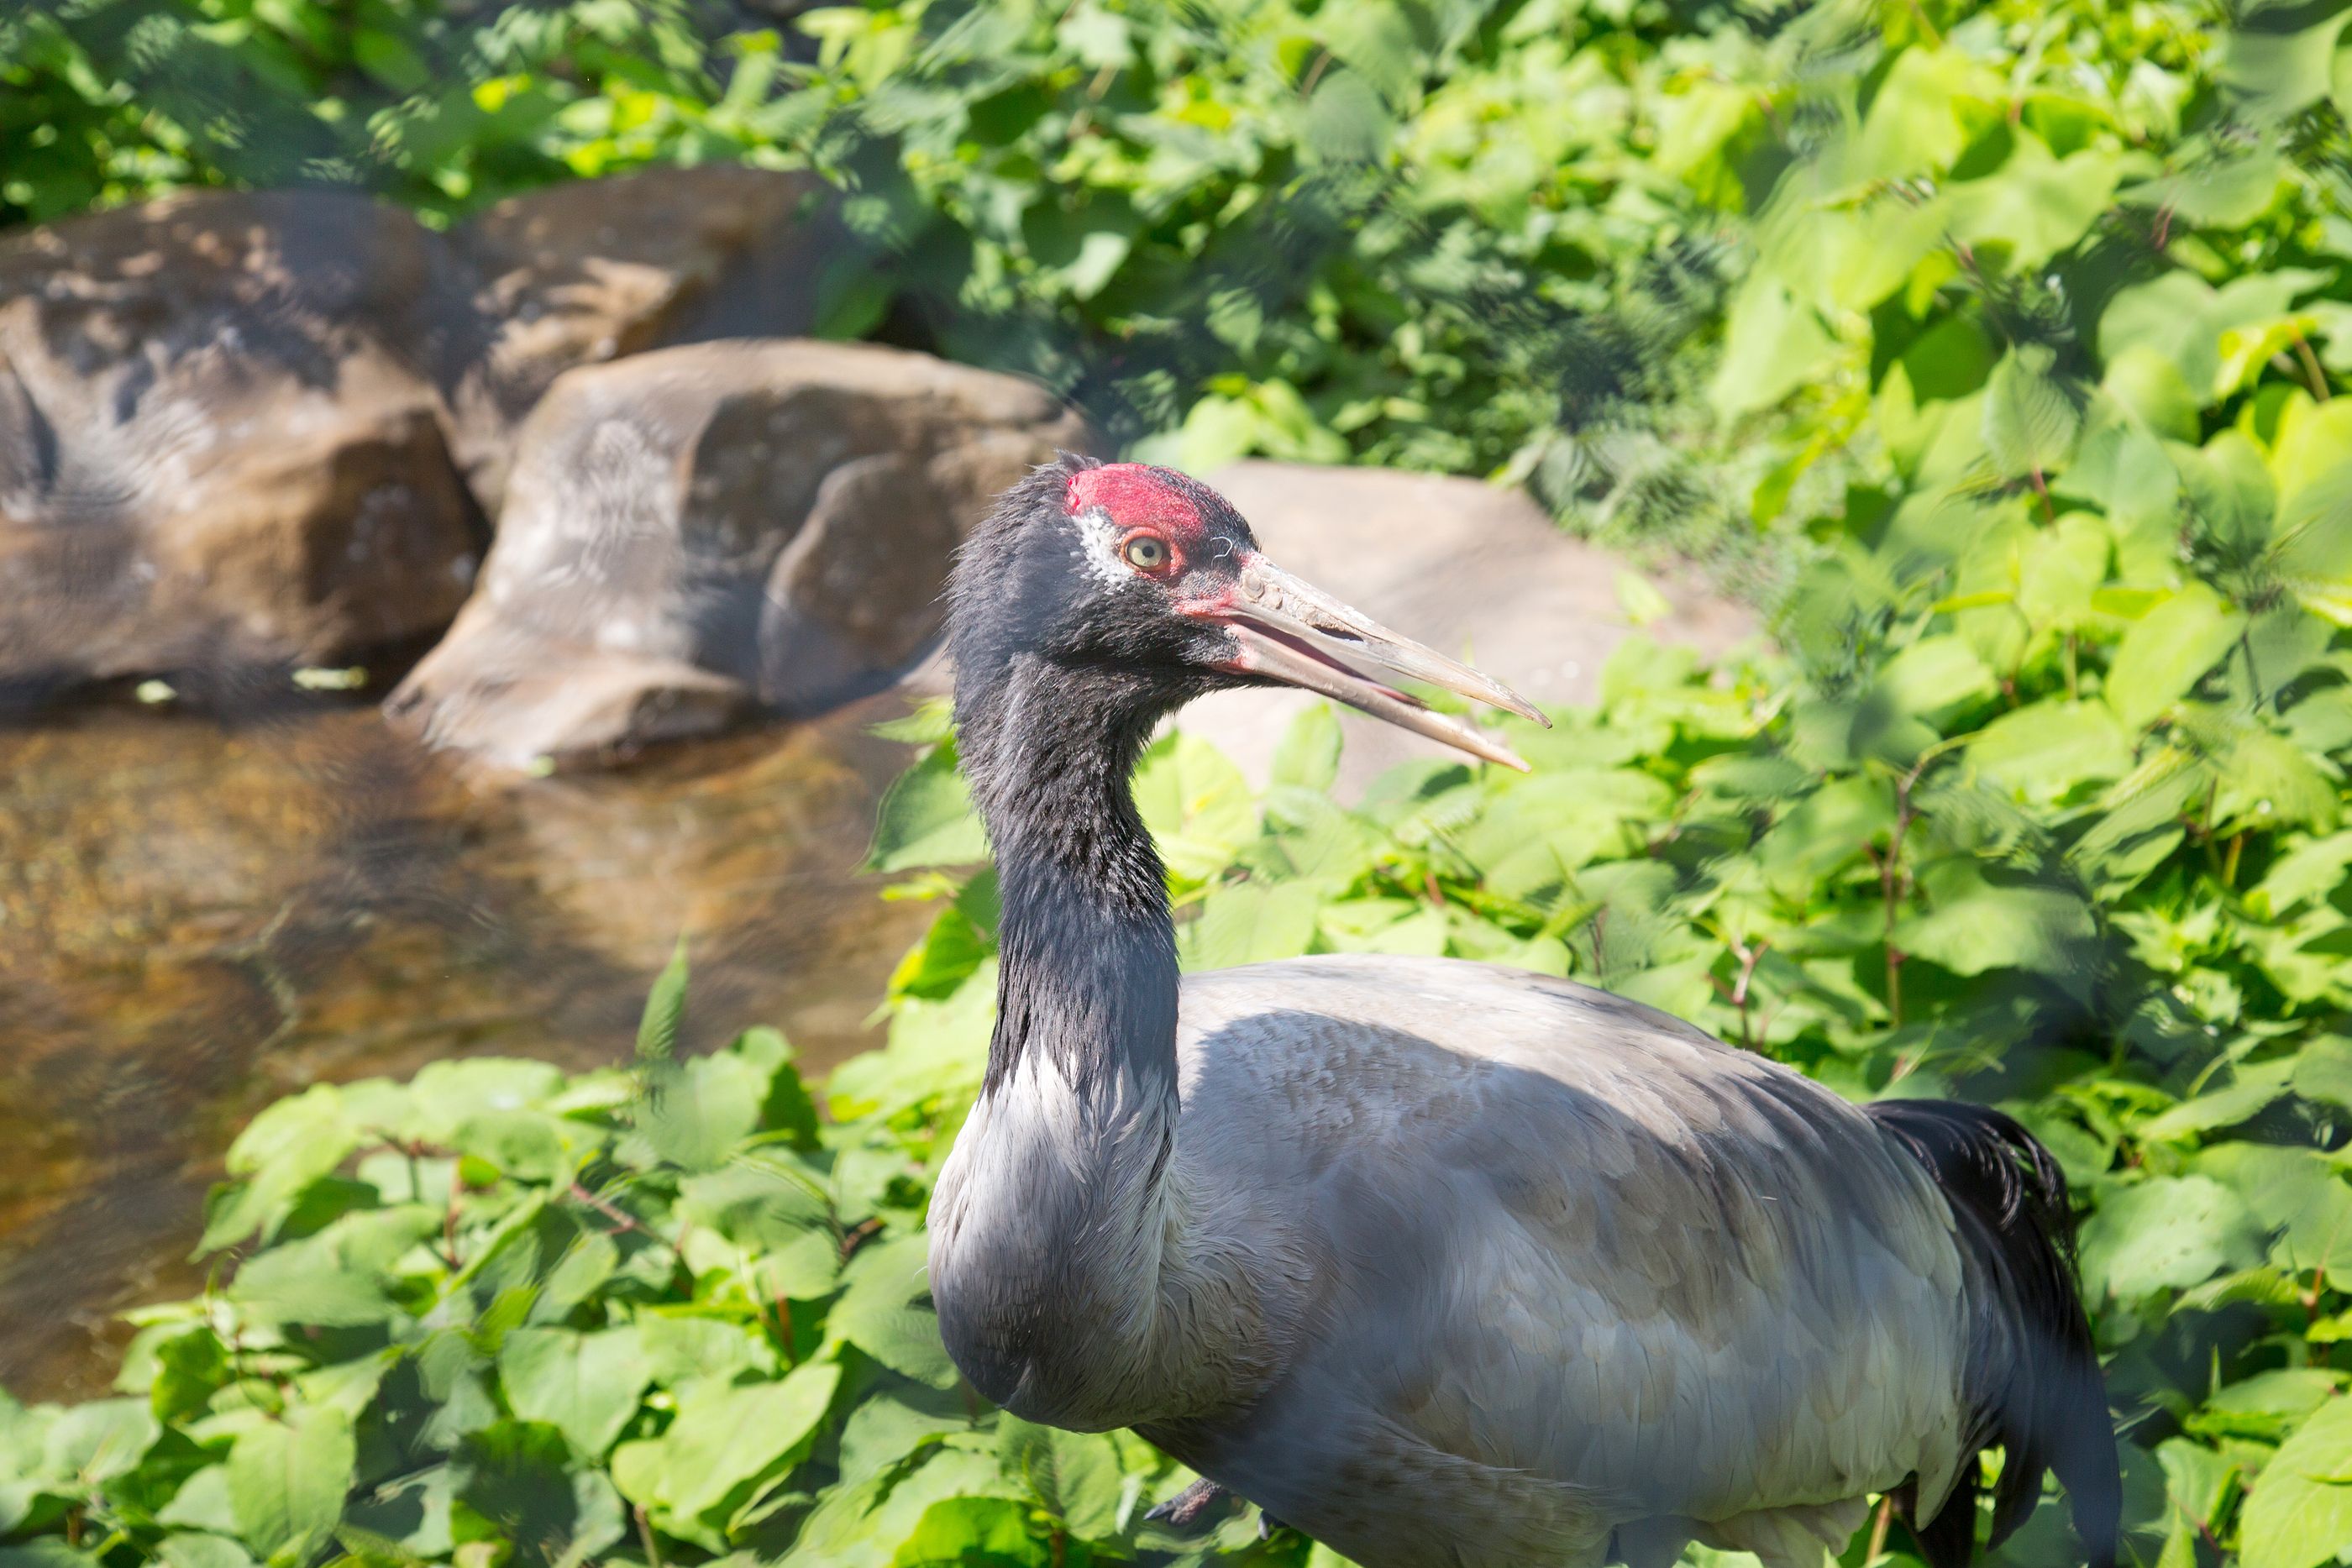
[1200, 554, 1547, 771]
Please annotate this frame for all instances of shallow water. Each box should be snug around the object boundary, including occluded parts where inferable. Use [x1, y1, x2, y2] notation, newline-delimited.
[0, 686, 929, 1399]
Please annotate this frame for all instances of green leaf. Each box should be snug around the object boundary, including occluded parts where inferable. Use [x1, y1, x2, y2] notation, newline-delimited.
[827, 1234, 959, 1390]
[1135, 733, 1257, 883]
[2252, 833, 2352, 917]
[0, 1545, 99, 1567]
[638, 1051, 769, 1172]
[638, 936, 690, 1063]
[2140, 1057, 2295, 1141]
[1895, 879, 2093, 977]
[1709, 274, 1838, 419]
[2292, 1037, 2352, 1113]
[2106, 585, 2246, 730]
[1178, 881, 1324, 970]
[225, 1403, 355, 1561]
[1979, 345, 2082, 480]
[158, 1466, 239, 1534]
[41, 1397, 159, 1487]
[201, 1085, 360, 1251]
[1946, 135, 2119, 269]
[866, 744, 989, 873]
[454, 1110, 569, 1184]
[2239, 1395, 2352, 1568]
[635, 1361, 841, 1521]
[496, 1328, 651, 1458]
[1967, 701, 2134, 804]
[997, 1416, 1126, 1540]
[637, 1315, 779, 1390]
[895, 1496, 1045, 1565]
[2217, 312, 2323, 400]
[2102, 346, 2204, 443]
[227, 1209, 439, 1328]
[2196, 1144, 2352, 1276]
[1877, 634, 1997, 717]
[790, 1448, 1019, 1567]
[339, 1465, 452, 1560]
[2078, 1176, 2265, 1301]
[405, 1059, 565, 1143]
[888, 901, 993, 1004]
[1272, 704, 1344, 794]
[837, 1383, 974, 1486]
[155, 1537, 257, 1568]
[453, 1420, 625, 1568]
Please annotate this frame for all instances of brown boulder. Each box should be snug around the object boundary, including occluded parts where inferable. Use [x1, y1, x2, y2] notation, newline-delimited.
[0, 191, 488, 700]
[1172, 462, 1756, 789]
[446, 165, 853, 513]
[387, 339, 1094, 769]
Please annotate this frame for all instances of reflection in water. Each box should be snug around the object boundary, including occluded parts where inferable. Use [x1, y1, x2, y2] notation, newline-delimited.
[0, 684, 928, 1399]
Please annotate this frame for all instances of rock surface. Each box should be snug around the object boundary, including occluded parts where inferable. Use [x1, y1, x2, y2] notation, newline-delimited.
[0, 170, 861, 703]
[1171, 462, 1756, 788]
[446, 165, 851, 513]
[0, 191, 489, 701]
[388, 339, 1092, 768]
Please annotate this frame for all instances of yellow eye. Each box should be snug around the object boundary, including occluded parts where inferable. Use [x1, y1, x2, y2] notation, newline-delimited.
[1122, 535, 1169, 571]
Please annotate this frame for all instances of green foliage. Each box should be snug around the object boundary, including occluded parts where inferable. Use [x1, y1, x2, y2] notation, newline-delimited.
[10, 0, 2352, 1564]
[0, 1036, 1310, 1565]
[11, 0, 2352, 525]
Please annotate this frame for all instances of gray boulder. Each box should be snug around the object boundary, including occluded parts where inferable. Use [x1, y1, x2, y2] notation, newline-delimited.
[387, 339, 1093, 769]
[0, 191, 488, 700]
[1172, 462, 1756, 788]
[0, 170, 864, 705]
[445, 165, 853, 515]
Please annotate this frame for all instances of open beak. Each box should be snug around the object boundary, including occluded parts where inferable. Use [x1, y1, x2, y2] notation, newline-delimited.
[1201, 555, 1547, 772]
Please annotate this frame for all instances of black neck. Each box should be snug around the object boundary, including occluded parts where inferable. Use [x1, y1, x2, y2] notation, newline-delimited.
[957, 657, 1180, 1102]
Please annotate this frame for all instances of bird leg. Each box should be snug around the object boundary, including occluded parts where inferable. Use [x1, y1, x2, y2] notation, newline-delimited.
[1143, 1481, 1289, 1539]
[1146, 1478, 1233, 1529]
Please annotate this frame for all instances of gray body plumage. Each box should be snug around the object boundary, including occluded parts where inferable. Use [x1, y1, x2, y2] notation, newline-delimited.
[927, 456, 2108, 1568]
[932, 955, 1990, 1568]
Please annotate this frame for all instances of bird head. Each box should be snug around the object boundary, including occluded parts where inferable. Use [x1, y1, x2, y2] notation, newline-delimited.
[948, 455, 1544, 769]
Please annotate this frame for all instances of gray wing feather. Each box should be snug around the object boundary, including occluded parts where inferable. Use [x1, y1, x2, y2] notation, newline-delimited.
[1163, 956, 1973, 1555]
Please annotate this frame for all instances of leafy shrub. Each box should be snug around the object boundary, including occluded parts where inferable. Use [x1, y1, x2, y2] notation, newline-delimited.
[0, 962, 1304, 1566]
[10, 0, 2352, 1564]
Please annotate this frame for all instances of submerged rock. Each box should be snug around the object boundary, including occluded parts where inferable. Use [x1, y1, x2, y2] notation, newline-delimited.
[388, 339, 1093, 769]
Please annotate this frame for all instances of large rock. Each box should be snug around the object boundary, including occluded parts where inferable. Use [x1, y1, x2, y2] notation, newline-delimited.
[0, 170, 865, 705]
[1173, 463, 1755, 788]
[446, 165, 854, 514]
[0, 191, 490, 700]
[388, 339, 1092, 769]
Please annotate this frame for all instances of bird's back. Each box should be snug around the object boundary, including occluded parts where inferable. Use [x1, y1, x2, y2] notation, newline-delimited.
[1158, 955, 1979, 1567]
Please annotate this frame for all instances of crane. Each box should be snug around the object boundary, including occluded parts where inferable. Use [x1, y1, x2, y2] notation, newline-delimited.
[926, 455, 2120, 1568]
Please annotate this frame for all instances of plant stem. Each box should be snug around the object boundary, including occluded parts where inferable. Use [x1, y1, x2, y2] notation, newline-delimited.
[2292, 330, 2331, 401]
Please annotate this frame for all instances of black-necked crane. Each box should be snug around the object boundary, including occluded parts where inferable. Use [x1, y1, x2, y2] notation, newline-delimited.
[927, 455, 2120, 1568]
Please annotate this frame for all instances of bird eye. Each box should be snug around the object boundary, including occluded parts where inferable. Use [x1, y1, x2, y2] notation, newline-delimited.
[1122, 535, 1170, 572]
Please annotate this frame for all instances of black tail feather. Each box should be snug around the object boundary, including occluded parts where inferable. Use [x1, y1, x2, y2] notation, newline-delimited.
[1866, 1099, 2120, 1568]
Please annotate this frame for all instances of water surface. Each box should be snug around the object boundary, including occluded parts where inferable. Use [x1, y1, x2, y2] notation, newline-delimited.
[0, 685, 928, 1399]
